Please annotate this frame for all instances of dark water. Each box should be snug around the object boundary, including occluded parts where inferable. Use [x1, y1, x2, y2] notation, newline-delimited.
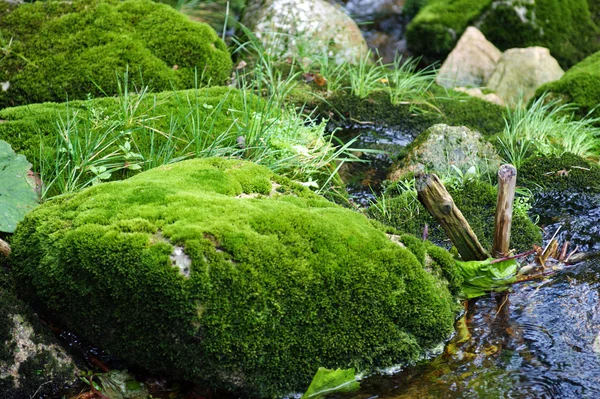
[346, 179, 600, 398]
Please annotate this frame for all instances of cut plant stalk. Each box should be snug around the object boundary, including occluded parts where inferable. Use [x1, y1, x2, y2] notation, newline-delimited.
[493, 164, 517, 257]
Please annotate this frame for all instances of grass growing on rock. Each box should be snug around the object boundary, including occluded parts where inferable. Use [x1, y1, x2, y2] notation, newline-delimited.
[0, 0, 232, 108]
[10, 158, 460, 397]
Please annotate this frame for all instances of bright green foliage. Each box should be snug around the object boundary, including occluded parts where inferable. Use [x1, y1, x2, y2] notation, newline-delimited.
[0, 0, 232, 108]
[0, 268, 76, 397]
[455, 258, 518, 298]
[407, 0, 599, 68]
[300, 368, 359, 399]
[477, 0, 599, 69]
[369, 179, 541, 254]
[519, 153, 600, 193]
[10, 158, 460, 397]
[406, 0, 493, 61]
[536, 51, 600, 118]
[0, 140, 38, 233]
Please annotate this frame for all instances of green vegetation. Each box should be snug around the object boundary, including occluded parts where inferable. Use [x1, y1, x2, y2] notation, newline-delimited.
[497, 93, 600, 168]
[536, 51, 600, 118]
[519, 153, 600, 194]
[0, 85, 360, 199]
[0, 0, 232, 108]
[369, 179, 542, 254]
[405, 0, 493, 62]
[478, 0, 599, 69]
[407, 0, 599, 68]
[10, 158, 460, 397]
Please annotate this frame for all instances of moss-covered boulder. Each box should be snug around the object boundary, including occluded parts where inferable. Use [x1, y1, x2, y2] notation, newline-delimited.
[10, 158, 459, 397]
[0, 0, 232, 108]
[0, 267, 77, 398]
[535, 51, 600, 118]
[407, 0, 599, 68]
[370, 179, 542, 254]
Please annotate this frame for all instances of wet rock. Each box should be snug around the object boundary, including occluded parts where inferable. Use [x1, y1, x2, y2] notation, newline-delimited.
[389, 123, 501, 181]
[242, 0, 368, 64]
[0, 269, 77, 398]
[436, 27, 502, 88]
[487, 47, 564, 105]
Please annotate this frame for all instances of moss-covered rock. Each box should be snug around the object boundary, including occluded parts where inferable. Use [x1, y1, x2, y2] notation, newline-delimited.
[0, 0, 232, 108]
[407, 0, 599, 68]
[370, 179, 542, 254]
[405, 0, 493, 63]
[0, 267, 77, 398]
[535, 51, 600, 118]
[519, 153, 600, 194]
[10, 158, 459, 397]
[0, 86, 256, 174]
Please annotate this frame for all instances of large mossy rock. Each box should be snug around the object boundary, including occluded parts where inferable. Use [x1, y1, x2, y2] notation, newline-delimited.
[487, 46, 564, 105]
[407, 0, 599, 68]
[0, 0, 232, 108]
[388, 124, 502, 181]
[241, 0, 368, 64]
[536, 51, 600, 118]
[10, 158, 459, 397]
[0, 267, 77, 398]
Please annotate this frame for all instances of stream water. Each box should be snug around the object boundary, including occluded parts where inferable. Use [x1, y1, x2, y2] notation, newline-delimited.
[336, 123, 600, 397]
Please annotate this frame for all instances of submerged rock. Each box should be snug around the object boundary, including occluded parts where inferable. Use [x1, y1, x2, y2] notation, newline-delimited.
[0, 268, 77, 398]
[10, 158, 459, 397]
[389, 124, 502, 181]
[436, 27, 502, 88]
[487, 46, 564, 105]
[242, 0, 368, 64]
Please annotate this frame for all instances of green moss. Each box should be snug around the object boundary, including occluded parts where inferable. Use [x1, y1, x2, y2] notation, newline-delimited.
[406, 0, 494, 62]
[408, 0, 599, 68]
[519, 153, 600, 193]
[370, 180, 542, 255]
[326, 89, 505, 138]
[0, 0, 232, 108]
[10, 158, 460, 397]
[0, 86, 257, 173]
[535, 51, 600, 118]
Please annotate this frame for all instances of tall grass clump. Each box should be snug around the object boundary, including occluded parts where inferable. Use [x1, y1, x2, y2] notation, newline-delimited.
[386, 56, 438, 114]
[498, 93, 600, 168]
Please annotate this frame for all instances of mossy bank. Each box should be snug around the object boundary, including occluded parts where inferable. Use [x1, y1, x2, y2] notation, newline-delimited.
[10, 158, 460, 397]
[0, 0, 232, 108]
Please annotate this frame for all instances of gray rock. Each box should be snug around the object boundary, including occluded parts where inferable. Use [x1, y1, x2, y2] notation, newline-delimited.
[436, 27, 502, 88]
[389, 124, 502, 181]
[242, 0, 368, 64]
[487, 46, 564, 105]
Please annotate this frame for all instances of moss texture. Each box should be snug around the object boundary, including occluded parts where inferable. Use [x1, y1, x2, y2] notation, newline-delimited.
[369, 179, 542, 254]
[405, 0, 494, 62]
[519, 153, 600, 194]
[535, 51, 600, 118]
[0, 268, 76, 398]
[10, 158, 459, 397]
[407, 0, 599, 68]
[0, 86, 256, 173]
[0, 0, 232, 108]
[326, 90, 506, 138]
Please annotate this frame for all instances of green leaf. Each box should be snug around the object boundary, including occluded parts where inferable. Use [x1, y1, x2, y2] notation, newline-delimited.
[301, 368, 360, 399]
[96, 370, 148, 399]
[0, 140, 38, 233]
[455, 258, 518, 299]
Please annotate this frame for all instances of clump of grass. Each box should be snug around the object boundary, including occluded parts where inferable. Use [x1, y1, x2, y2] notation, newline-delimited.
[346, 50, 388, 99]
[498, 93, 600, 168]
[386, 56, 438, 114]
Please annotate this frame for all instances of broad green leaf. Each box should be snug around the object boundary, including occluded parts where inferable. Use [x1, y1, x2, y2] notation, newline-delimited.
[0, 140, 38, 233]
[96, 370, 148, 399]
[455, 258, 518, 299]
[301, 367, 360, 399]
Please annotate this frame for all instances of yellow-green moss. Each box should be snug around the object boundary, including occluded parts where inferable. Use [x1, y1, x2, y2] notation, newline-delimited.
[11, 158, 460, 397]
[0, 0, 232, 108]
[519, 153, 600, 193]
[536, 51, 600, 118]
